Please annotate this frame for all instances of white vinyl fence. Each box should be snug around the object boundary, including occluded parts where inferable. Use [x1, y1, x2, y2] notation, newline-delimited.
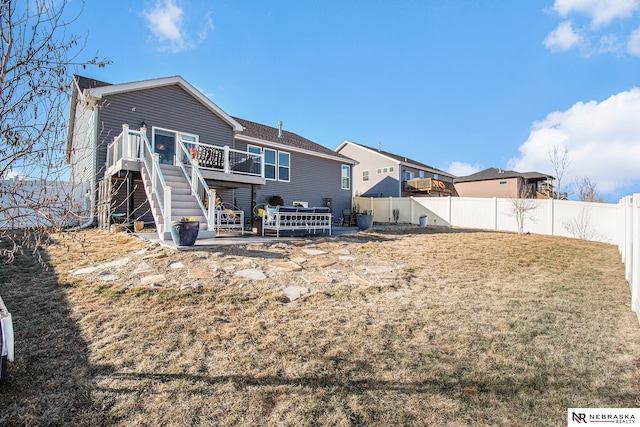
[354, 195, 640, 324]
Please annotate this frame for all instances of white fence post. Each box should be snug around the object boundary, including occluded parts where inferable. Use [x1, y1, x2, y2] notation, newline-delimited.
[548, 198, 554, 236]
[631, 194, 640, 316]
[624, 197, 633, 283]
[410, 196, 415, 224]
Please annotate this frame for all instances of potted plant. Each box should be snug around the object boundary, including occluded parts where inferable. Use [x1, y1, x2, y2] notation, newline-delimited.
[171, 216, 199, 246]
[357, 209, 374, 230]
[268, 195, 284, 206]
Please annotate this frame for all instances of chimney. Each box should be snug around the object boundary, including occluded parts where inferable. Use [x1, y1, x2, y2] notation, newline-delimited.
[378, 142, 381, 152]
[277, 121, 283, 139]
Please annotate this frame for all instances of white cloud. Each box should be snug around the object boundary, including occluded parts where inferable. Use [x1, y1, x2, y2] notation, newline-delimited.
[143, 0, 214, 53]
[543, 20, 584, 51]
[445, 161, 483, 177]
[552, 0, 640, 28]
[198, 12, 215, 43]
[628, 27, 640, 55]
[544, 1, 640, 56]
[507, 88, 640, 200]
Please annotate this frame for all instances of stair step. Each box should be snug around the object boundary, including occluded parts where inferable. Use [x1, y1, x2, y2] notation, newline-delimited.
[172, 194, 199, 203]
[171, 209, 206, 218]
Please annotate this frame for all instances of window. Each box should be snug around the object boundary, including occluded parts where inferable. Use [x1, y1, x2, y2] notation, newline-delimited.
[248, 145, 261, 155]
[377, 168, 382, 174]
[383, 167, 388, 173]
[259, 147, 289, 181]
[341, 165, 351, 190]
[404, 171, 414, 181]
[434, 173, 439, 180]
[389, 166, 394, 173]
[419, 171, 425, 179]
[363, 170, 369, 181]
[264, 148, 276, 180]
[247, 145, 262, 175]
[278, 151, 290, 182]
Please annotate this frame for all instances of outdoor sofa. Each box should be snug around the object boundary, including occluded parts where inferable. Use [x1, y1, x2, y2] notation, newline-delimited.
[261, 205, 332, 237]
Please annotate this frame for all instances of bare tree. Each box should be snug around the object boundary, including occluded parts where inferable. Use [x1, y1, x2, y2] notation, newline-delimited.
[548, 144, 570, 199]
[575, 176, 600, 202]
[510, 182, 537, 234]
[1, 0, 109, 260]
[563, 207, 601, 241]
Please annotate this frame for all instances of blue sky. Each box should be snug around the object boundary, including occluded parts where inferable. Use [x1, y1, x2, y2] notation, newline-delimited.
[67, 0, 640, 202]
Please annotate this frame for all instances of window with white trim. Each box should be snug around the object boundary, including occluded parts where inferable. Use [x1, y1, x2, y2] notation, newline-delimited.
[363, 170, 369, 181]
[264, 148, 276, 180]
[419, 170, 425, 179]
[404, 171, 414, 181]
[256, 147, 290, 181]
[341, 165, 351, 190]
[278, 151, 290, 182]
[247, 145, 262, 175]
[248, 145, 261, 155]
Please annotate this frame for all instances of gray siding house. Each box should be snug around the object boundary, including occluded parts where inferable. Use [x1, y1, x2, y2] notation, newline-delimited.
[335, 140, 456, 198]
[66, 75, 355, 239]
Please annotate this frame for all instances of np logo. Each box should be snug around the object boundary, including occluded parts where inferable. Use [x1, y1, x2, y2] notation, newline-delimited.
[572, 412, 587, 423]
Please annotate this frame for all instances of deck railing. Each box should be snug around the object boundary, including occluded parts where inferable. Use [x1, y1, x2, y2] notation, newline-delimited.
[137, 129, 172, 234]
[188, 140, 263, 177]
[106, 124, 142, 172]
[107, 127, 264, 180]
[176, 137, 216, 232]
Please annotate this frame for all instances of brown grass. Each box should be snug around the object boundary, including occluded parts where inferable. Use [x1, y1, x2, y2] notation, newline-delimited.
[0, 228, 638, 426]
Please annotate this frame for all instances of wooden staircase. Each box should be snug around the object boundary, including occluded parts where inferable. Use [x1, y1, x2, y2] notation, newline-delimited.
[140, 164, 215, 240]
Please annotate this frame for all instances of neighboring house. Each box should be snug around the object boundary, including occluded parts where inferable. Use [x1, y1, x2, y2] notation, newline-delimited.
[335, 140, 456, 198]
[454, 168, 556, 199]
[66, 75, 355, 239]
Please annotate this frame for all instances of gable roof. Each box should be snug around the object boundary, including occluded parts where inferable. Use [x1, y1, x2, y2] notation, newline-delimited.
[81, 75, 244, 132]
[75, 75, 111, 91]
[336, 140, 453, 178]
[454, 168, 553, 183]
[67, 75, 355, 165]
[234, 117, 355, 164]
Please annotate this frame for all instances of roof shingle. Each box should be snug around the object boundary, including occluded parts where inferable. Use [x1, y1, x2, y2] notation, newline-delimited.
[234, 117, 353, 161]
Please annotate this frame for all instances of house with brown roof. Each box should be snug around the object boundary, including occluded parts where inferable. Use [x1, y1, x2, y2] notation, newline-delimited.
[454, 168, 556, 199]
[335, 140, 456, 198]
[66, 75, 355, 239]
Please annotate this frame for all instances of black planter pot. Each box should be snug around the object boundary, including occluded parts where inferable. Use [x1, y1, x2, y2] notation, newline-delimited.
[357, 213, 374, 230]
[171, 220, 199, 246]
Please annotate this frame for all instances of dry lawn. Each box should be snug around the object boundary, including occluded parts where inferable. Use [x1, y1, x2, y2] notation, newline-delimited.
[0, 227, 638, 426]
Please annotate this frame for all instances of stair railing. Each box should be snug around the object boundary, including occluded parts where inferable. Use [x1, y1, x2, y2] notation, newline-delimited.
[138, 128, 172, 233]
[176, 137, 216, 232]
